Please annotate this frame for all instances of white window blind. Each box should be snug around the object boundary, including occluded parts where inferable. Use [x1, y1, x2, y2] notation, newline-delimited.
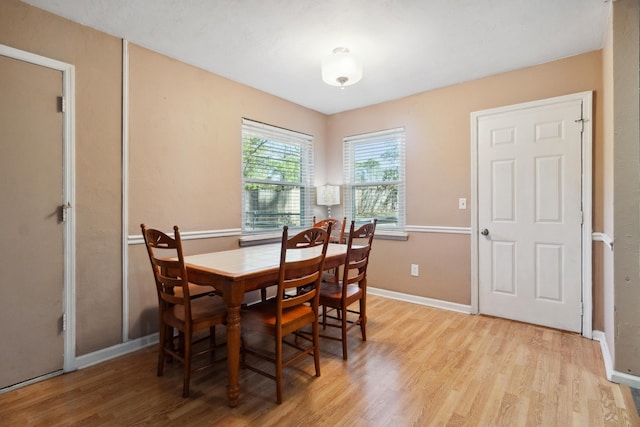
[242, 118, 314, 233]
[343, 127, 406, 230]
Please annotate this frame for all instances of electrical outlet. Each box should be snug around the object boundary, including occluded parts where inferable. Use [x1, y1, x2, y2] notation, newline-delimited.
[458, 198, 467, 210]
[411, 264, 419, 277]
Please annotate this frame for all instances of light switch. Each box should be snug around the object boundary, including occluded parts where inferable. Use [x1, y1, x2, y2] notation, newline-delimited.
[459, 198, 467, 210]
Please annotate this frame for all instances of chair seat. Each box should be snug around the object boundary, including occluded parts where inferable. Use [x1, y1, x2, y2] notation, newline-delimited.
[242, 299, 316, 335]
[165, 295, 227, 328]
[319, 281, 362, 303]
[321, 271, 339, 283]
[174, 283, 215, 299]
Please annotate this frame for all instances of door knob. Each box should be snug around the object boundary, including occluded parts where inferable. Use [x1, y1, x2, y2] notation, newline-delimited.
[480, 228, 489, 236]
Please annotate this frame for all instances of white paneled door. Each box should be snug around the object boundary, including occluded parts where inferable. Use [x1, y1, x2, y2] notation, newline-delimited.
[0, 55, 65, 388]
[476, 96, 584, 333]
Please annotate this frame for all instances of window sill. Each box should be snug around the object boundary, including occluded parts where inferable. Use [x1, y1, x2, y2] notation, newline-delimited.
[239, 232, 282, 247]
[239, 229, 409, 246]
[371, 230, 409, 241]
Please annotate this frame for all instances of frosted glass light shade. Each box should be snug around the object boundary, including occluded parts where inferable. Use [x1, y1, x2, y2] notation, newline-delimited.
[321, 47, 363, 88]
[317, 185, 340, 206]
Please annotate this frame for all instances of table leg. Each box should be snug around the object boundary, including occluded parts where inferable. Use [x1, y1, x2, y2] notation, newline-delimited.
[224, 282, 244, 407]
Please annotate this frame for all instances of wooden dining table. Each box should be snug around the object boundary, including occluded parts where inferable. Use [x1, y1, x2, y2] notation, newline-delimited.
[182, 242, 350, 407]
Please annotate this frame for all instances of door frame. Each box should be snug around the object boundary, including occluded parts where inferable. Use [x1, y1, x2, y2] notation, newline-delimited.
[0, 44, 76, 374]
[470, 91, 593, 338]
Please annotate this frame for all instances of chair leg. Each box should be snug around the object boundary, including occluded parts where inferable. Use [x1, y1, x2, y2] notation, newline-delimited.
[341, 306, 348, 361]
[275, 331, 283, 404]
[178, 332, 185, 356]
[322, 305, 327, 329]
[157, 324, 168, 376]
[183, 329, 192, 398]
[312, 317, 321, 377]
[360, 298, 367, 342]
[210, 326, 216, 360]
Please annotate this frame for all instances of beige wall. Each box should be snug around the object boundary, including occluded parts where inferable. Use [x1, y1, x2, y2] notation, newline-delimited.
[328, 51, 603, 306]
[126, 44, 328, 338]
[1, 0, 123, 355]
[128, 43, 327, 234]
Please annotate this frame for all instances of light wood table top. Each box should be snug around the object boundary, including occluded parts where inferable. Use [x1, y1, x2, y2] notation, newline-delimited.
[184, 243, 349, 281]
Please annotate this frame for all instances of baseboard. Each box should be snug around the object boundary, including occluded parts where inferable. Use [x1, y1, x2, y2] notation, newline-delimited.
[612, 370, 640, 389]
[592, 330, 640, 389]
[74, 333, 158, 370]
[367, 287, 472, 314]
[76, 300, 640, 391]
[0, 370, 63, 395]
[73, 290, 470, 370]
[593, 331, 614, 380]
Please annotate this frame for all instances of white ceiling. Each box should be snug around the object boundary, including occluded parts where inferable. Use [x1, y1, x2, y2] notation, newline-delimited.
[22, 0, 610, 115]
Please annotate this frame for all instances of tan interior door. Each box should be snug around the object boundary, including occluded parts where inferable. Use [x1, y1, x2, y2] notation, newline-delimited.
[477, 98, 583, 333]
[0, 55, 64, 388]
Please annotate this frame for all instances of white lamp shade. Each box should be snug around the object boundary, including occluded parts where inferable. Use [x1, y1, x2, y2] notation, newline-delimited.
[321, 48, 363, 87]
[317, 185, 340, 206]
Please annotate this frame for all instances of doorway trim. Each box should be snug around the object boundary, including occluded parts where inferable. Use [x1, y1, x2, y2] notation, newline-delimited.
[0, 44, 76, 371]
[470, 91, 593, 338]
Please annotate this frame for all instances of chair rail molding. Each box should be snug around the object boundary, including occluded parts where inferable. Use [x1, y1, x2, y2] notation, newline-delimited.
[128, 228, 242, 245]
[405, 225, 471, 234]
[592, 232, 614, 250]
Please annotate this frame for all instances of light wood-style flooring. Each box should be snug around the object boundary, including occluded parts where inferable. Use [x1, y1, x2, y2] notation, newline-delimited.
[1, 295, 638, 426]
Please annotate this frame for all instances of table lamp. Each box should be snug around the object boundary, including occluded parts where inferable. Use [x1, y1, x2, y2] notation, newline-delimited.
[317, 185, 340, 218]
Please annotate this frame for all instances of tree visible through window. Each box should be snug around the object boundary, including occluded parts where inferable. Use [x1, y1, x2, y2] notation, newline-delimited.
[344, 128, 406, 229]
[242, 119, 314, 232]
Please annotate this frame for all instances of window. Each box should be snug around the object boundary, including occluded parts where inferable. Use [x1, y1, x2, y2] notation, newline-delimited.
[242, 118, 314, 233]
[343, 128, 406, 230]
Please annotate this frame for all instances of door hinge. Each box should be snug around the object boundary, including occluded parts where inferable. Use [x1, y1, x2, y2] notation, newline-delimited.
[579, 302, 583, 316]
[574, 117, 588, 133]
[580, 210, 584, 225]
[57, 96, 65, 113]
[62, 312, 67, 331]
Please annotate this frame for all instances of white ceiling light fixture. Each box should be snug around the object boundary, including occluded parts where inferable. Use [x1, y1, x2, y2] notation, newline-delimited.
[321, 47, 363, 89]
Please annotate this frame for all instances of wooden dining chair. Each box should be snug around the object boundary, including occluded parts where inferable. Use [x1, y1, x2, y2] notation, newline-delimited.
[241, 225, 330, 403]
[313, 216, 347, 282]
[318, 219, 376, 360]
[141, 224, 227, 398]
[313, 216, 347, 244]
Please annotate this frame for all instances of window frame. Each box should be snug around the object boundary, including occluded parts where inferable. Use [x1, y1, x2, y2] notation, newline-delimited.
[343, 127, 406, 231]
[241, 118, 314, 234]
